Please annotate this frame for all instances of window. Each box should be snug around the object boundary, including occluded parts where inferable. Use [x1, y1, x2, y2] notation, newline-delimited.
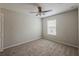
[47, 19, 56, 35]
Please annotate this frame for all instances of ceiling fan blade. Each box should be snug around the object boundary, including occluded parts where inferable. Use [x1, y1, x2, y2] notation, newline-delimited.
[30, 12, 38, 13]
[42, 10, 52, 13]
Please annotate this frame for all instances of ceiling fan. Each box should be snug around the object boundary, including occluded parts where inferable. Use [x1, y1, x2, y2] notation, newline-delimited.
[30, 6, 52, 16]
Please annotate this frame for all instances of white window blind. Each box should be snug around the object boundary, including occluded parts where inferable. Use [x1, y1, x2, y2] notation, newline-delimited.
[47, 19, 56, 35]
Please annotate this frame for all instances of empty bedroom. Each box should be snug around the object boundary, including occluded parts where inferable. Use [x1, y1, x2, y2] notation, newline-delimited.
[0, 3, 79, 56]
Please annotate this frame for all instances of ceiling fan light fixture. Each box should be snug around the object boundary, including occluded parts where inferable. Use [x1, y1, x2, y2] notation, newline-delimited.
[30, 6, 52, 16]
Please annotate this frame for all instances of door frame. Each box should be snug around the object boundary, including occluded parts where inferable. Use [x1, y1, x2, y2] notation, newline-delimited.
[0, 13, 4, 52]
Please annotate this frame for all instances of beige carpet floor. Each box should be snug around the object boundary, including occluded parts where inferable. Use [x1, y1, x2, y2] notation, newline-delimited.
[0, 39, 78, 56]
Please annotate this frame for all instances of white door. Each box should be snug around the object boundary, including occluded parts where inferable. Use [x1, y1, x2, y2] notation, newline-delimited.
[0, 14, 4, 52]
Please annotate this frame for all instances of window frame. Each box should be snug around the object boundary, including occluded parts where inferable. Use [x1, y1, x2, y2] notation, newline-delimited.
[47, 19, 56, 36]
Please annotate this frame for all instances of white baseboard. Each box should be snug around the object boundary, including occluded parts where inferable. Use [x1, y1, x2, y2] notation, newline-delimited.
[44, 38, 78, 48]
[3, 36, 78, 50]
[4, 36, 41, 49]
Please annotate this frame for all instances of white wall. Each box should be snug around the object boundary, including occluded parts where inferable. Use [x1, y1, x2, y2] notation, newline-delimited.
[78, 7, 79, 55]
[0, 8, 41, 48]
[42, 9, 78, 47]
